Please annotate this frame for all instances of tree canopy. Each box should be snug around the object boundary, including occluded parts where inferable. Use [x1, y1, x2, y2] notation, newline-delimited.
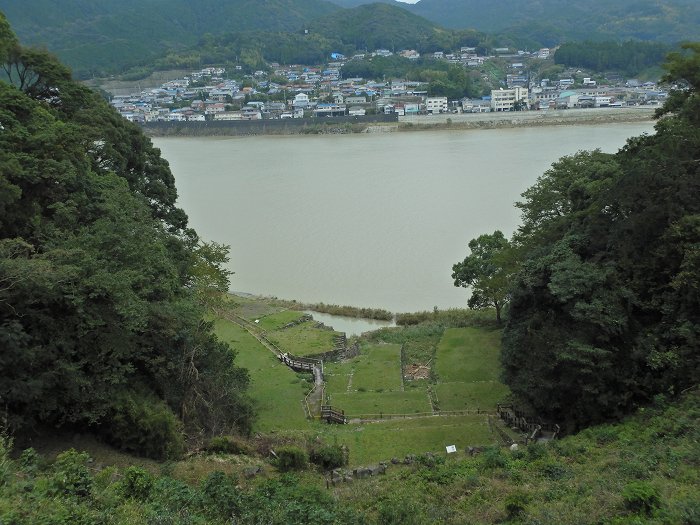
[0, 15, 253, 457]
[498, 43, 700, 430]
[452, 231, 515, 324]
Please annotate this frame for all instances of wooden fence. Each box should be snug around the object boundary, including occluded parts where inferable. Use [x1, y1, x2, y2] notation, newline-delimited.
[497, 403, 560, 442]
[320, 405, 347, 424]
[279, 352, 322, 374]
[342, 408, 493, 421]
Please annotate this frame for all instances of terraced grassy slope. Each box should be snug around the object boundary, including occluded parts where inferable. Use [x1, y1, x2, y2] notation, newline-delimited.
[214, 318, 308, 431]
[214, 298, 510, 463]
[433, 327, 509, 412]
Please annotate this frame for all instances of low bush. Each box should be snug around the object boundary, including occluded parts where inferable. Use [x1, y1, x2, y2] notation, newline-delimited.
[200, 471, 241, 519]
[119, 466, 153, 501]
[206, 435, 250, 455]
[51, 449, 92, 498]
[505, 491, 530, 519]
[622, 481, 660, 515]
[309, 443, 348, 470]
[99, 389, 185, 460]
[276, 446, 308, 472]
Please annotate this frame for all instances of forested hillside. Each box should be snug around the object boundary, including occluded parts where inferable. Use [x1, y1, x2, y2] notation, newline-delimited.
[496, 43, 700, 431]
[554, 41, 673, 77]
[405, 0, 700, 43]
[0, 0, 341, 77]
[147, 4, 491, 75]
[0, 14, 253, 458]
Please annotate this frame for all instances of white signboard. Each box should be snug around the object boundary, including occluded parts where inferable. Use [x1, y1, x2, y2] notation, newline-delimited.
[445, 445, 457, 454]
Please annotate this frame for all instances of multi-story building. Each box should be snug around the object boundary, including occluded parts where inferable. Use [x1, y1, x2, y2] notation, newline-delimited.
[490, 87, 529, 111]
[426, 97, 448, 114]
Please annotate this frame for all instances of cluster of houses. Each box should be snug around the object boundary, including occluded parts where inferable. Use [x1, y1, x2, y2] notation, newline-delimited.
[481, 80, 666, 113]
[109, 52, 667, 124]
[110, 64, 452, 123]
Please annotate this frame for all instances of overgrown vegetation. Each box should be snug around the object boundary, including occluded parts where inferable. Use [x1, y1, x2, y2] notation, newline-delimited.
[1, 389, 698, 523]
[0, 16, 253, 457]
[451, 43, 700, 431]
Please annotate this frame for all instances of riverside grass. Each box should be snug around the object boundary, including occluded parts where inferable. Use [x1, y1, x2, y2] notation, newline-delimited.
[212, 296, 511, 464]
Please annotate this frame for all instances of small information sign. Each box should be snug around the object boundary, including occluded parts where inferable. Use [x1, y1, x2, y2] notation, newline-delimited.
[445, 445, 457, 454]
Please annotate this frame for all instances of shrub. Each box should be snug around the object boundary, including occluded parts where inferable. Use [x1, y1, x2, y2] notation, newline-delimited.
[309, 443, 348, 470]
[505, 491, 530, 519]
[206, 435, 250, 455]
[0, 434, 13, 486]
[594, 426, 620, 445]
[150, 476, 197, 513]
[19, 448, 40, 476]
[200, 471, 240, 519]
[119, 466, 153, 501]
[52, 449, 92, 498]
[481, 446, 508, 469]
[276, 446, 308, 472]
[416, 453, 445, 468]
[100, 390, 185, 460]
[526, 442, 549, 461]
[540, 460, 571, 480]
[622, 481, 660, 515]
[675, 497, 700, 525]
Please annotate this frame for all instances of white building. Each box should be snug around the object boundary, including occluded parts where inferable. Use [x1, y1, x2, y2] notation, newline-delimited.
[293, 93, 310, 108]
[426, 97, 448, 114]
[490, 87, 529, 111]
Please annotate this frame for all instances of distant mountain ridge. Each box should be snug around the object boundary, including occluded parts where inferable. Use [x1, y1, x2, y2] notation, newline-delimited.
[2, 0, 697, 78]
[309, 3, 448, 52]
[0, 0, 342, 76]
[327, 0, 700, 43]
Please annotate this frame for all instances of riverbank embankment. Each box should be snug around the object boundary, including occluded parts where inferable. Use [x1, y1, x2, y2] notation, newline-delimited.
[143, 107, 656, 137]
[396, 107, 657, 132]
[142, 114, 398, 137]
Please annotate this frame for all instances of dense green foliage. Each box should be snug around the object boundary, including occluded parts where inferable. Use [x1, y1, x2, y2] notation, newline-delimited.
[0, 0, 341, 77]
[0, 18, 253, 456]
[555, 41, 674, 76]
[452, 231, 515, 324]
[1, 389, 698, 523]
[3, 0, 699, 79]
[405, 0, 700, 44]
[499, 43, 700, 430]
[152, 5, 490, 86]
[308, 3, 452, 53]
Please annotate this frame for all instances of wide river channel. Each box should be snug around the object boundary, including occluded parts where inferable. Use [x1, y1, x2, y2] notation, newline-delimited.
[154, 122, 654, 313]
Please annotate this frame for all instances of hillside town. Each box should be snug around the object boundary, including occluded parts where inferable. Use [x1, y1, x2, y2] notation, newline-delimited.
[110, 47, 668, 124]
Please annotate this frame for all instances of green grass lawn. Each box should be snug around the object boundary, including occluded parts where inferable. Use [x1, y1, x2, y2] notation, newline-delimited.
[323, 343, 402, 393]
[323, 368, 352, 394]
[228, 293, 283, 321]
[257, 310, 305, 331]
[435, 381, 510, 411]
[266, 322, 339, 356]
[311, 415, 494, 465]
[352, 343, 403, 391]
[433, 327, 510, 412]
[328, 390, 432, 416]
[214, 318, 308, 432]
[434, 327, 502, 383]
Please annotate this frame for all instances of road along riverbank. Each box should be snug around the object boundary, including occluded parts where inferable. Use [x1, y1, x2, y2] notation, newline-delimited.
[142, 107, 656, 137]
[396, 107, 657, 132]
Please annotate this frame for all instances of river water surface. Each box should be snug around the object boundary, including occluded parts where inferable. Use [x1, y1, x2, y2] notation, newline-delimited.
[154, 122, 654, 312]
